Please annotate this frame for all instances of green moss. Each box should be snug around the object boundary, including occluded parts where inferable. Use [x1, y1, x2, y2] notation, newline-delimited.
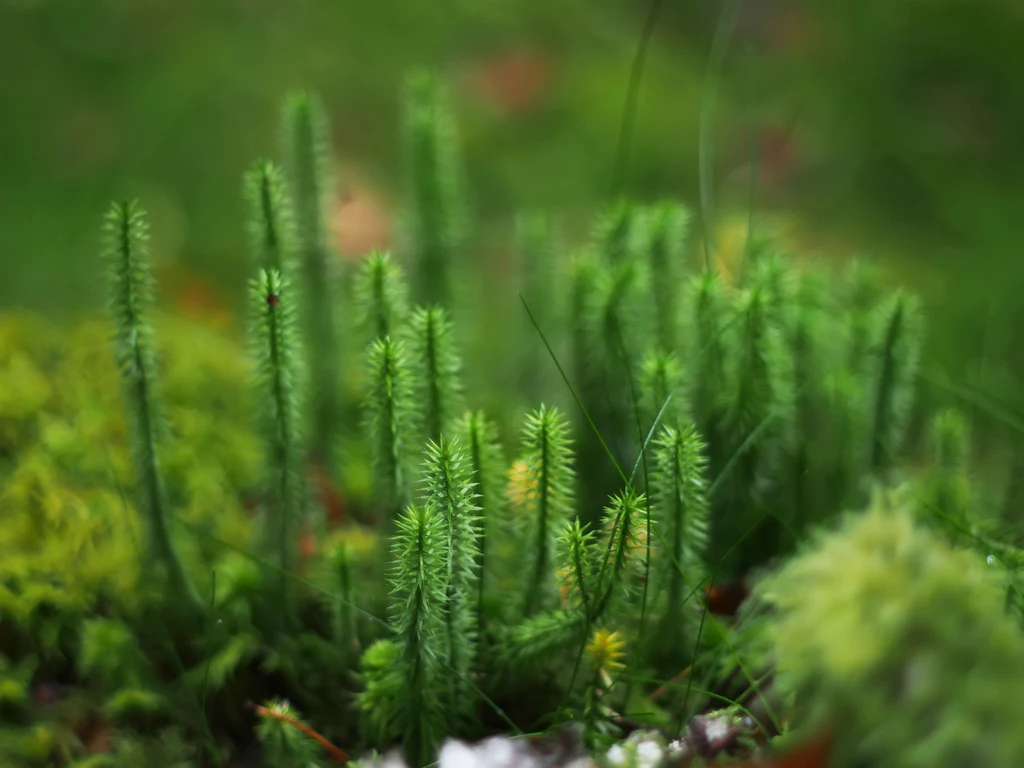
[0, 311, 260, 656]
[757, 497, 1024, 767]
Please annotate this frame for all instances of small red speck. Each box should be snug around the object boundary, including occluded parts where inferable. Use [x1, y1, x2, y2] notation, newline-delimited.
[267, 293, 280, 308]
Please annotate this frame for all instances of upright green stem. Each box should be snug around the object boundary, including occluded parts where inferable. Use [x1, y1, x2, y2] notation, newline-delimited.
[250, 269, 305, 624]
[103, 201, 202, 615]
[282, 91, 341, 476]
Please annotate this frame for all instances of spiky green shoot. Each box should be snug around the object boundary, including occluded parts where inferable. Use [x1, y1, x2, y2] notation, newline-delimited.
[650, 424, 709, 649]
[357, 639, 402, 745]
[421, 436, 481, 720]
[720, 281, 794, 571]
[330, 541, 358, 665]
[589, 257, 647, 411]
[558, 518, 599, 615]
[570, 252, 601, 401]
[402, 70, 465, 308]
[644, 201, 691, 352]
[869, 290, 924, 472]
[592, 198, 639, 266]
[640, 349, 687, 438]
[725, 283, 792, 443]
[842, 257, 884, 375]
[497, 607, 587, 674]
[102, 200, 201, 614]
[787, 269, 827, 532]
[685, 270, 730, 468]
[513, 406, 576, 617]
[389, 503, 448, 767]
[405, 306, 464, 446]
[250, 268, 305, 618]
[592, 490, 648, 623]
[454, 410, 505, 627]
[281, 90, 341, 473]
[354, 250, 410, 344]
[923, 408, 973, 541]
[364, 336, 415, 526]
[569, 252, 609, 523]
[243, 159, 295, 276]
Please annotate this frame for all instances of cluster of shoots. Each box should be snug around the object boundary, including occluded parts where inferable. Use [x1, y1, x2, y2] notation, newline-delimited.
[92, 75, 1024, 768]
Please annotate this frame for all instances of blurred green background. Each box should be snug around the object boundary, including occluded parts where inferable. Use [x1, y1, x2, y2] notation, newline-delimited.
[2, 0, 1022, 433]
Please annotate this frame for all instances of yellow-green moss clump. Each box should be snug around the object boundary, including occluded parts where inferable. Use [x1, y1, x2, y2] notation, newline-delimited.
[756, 494, 1024, 767]
[0, 312, 261, 655]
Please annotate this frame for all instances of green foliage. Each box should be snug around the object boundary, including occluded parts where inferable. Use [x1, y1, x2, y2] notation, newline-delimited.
[869, 289, 925, 472]
[639, 349, 687, 438]
[386, 504, 448, 767]
[684, 269, 730, 474]
[255, 699, 322, 767]
[717, 276, 795, 574]
[516, 211, 558, 400]
[0, 653, 36, 710]
[281, 90, 341, 473]
[453, 410, 505, 625]
[354, 251, 410, 345]
[6, 81, 1020, 768]
[364, 336, 415, 524]
[0, 311, 258, 657]
[357, 639, 403, 745]
[243, 159, 296, 278]
[249, 268, 306, 620]
[404, 305, 464, 447]
[920, 408, 975, 541]
[497, 608, 587, 674]
[642, 201, 691, 354]
[68, 728, 196, 768]
[402, 70, 466, 309]
[586, 253, 647, 444]
[568, 251, 608, 521]
[756, 498, 1024, 767]
[510, 405, 576, 618]
[591, 490, 648, 623]
[592, 199, 642, 267]
[102, 200, 202, 614]
[420, 437, 481, 721]
[649, 424, 709, 658]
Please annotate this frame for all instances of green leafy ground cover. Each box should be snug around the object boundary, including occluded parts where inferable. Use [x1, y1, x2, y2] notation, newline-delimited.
[2, 73, 1024, 768]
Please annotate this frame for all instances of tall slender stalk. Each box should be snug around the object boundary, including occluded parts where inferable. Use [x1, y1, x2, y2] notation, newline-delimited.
[102, 200, 202, 614]
[514, 406, 576, 617]
[390, 503, 447, 767]
[249, 268, 305, 623]
[243, 159, 295, 277]
[421, 436, 481, 721]
[405, 306, 464, 447]
[455, 411, 505, 630]
[282, 91, 341, 476]
[869, 290, 923, 472]
[354, 250, 410, 345]
[365, 336, 415, 530]
[402, 70, 465, 309]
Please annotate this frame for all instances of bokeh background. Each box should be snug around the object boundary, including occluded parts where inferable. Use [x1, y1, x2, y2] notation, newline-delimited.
[2, 0, 1022, 444]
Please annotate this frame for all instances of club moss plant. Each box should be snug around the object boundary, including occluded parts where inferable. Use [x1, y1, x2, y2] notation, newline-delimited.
[0, 80, 1022, 768]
